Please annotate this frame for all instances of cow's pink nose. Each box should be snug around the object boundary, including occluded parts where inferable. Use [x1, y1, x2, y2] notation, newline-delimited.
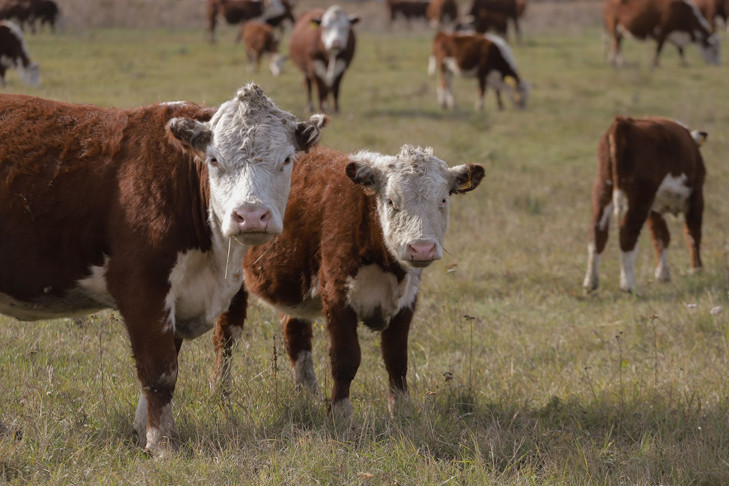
[408, 242, 437, 261]
[233, 208, 271, 232]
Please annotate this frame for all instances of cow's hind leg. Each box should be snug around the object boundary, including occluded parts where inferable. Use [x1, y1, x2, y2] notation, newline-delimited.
[213, 287, 247, 398]
[282, 315, 320, 396]
[618, 197, 652, 292]
[684, 189, 704, 272]
[647, 211, 671, 282]
[584, 178, 613, 291]
[381, 305, 414, 415]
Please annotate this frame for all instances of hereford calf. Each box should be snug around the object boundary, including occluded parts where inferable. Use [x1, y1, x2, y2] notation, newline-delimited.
[0, 84, 327, 456]
[429, 31, 528, 111]
[241, 22, 284, 75]
[214, 145, 485, 416]
[289, 6, 359, 113]
[604, 0, 720, 67]
[427, 0, 459, 28]
[0, 20, 38, 86]
[206, 0, 287, 43]
[583, 116, 706, 293]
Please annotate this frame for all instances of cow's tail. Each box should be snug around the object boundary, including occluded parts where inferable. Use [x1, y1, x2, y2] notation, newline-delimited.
[609, 116, 630, 222]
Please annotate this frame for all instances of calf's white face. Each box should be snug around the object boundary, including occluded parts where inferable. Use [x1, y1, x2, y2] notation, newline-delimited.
[314, 6, 359, 54]
[168, 84, 327, 246]
[346, 145, 485, 268]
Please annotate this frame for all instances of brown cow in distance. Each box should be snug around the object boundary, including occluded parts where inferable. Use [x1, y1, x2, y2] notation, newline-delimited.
[467, 0, 526, 42]
[0, 20, 39, 86]
[429, 31, 529, 111]
[213, 145, 485, 417]
[584, 116, 706, 293]
[206, 0, 291, 43]
[241, 22, 285, 75]
[427, 0, 459, 28]
[604, 0, 720, 66]
[289, 6, 359, 113]
[0, 84, 328, 456]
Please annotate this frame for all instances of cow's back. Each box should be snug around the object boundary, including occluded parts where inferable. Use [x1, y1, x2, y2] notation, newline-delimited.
[0, 95, 214, 306]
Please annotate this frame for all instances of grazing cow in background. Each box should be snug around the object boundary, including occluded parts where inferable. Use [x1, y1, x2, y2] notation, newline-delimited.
[0, 20, 39, 86]
[429, 32, 529, 111]
[603, 0, 720, 66]
[289, 6, 359, 113]
[0, 84, 327, 456]
[467, 0, 526, 42]
[29, 0, 58, 32]
[386, 0, 429, 26]
[213, 145, 485, 416]
[206, 0, 287, 43]
[584, 116, 706, 293]
[427, 0, 459, 28]
[241, 22, 285, 75]
[693, 0, 728, 31]
[0, 0, 32, 31]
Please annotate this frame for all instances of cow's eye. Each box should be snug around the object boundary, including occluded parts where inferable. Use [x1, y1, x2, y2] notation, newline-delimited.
[386, 199, 399, 212]
[283, 156, 292, 165]
[209, 157, 220, 168]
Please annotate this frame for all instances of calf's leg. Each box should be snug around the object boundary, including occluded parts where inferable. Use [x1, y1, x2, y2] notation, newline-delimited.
[381, 305, 414, 414]
[647, 211, 671, 282]
[282, 315, 320, 396]
[684, 190, 704, 271]
[584, 178, 613, 291]
[324, 305, 360, 418]
[213, 287, 247, 398]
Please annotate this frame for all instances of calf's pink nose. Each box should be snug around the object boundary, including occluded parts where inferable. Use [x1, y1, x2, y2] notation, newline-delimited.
[408, 242, 436, 261]
[233, 208, 271, 232]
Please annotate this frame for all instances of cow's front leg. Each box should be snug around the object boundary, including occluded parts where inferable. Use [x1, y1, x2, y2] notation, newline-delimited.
[304, 75, 314, 113]
[653, 37, 666, 66]
[381, 305, 414, 415]
[331, 75, 343, 114]
[324, 304, 360, 419]
[282, 315, 320, 396]
[213, 287, 247, 398]
[476, 76, 486, 111]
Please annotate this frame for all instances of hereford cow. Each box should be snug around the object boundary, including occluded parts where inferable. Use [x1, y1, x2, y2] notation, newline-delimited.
[241, 22, 285, 75]
[289, 6, 359, 113]
[0, 84, 327, 456]
[604, 0, 720, 67]
[429, 32, 529, 111]
[206, 0, 288, 43]
[427, 0, 459, 28]
[583, 116, 706, 293]
[467, 0, 526, 42]
[0, 20, 39, 86]
[0, 0, 32, 30]
[386, 0, 429, 26]
[29, 0, 58, 32]
[213, 145, 485, 417]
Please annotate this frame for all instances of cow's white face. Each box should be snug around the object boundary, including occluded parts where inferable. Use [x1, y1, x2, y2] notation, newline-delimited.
[314, 6, 359, 54]
[346, 146, 485, 268]
[168, 84, 327, 246]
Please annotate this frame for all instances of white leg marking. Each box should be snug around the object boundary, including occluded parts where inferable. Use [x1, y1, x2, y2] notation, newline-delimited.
[293, 350, 321, 397]
[613, 189, 628, 224]
[145, 403, 178, 458]
[620, 246, 638, 291]
[583, 243, 601, 291]
[134, 392, 147, 447]
[655, 247, 671, 282]
[331, 398, 353, 422]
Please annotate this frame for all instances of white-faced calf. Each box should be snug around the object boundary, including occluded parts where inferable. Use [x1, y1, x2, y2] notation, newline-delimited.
[584, 116, 706, 293]
[214, 145, 485, 417]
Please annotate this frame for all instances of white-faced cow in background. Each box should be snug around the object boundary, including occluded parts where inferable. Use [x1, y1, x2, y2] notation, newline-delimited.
[429, 31, 529, 111]
[603, 0, 720, 67]
[0, 20, 39, 86]
[241, 22, 285, 75]
[583, 116, 706, 293]
[206, 0, 289, 43]
[289, 6, 359, 113]
[213, 145, 485, 417]
[0, 84, 327, 457]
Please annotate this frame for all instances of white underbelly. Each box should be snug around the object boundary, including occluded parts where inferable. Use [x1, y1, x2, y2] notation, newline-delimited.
[652, 173, 692, 216]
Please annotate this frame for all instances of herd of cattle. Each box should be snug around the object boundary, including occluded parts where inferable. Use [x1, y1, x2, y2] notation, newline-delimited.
[0, 0, 721, 458]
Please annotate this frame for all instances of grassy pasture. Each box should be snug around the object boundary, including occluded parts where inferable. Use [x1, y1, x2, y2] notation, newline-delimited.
[2, 3, 729, 483]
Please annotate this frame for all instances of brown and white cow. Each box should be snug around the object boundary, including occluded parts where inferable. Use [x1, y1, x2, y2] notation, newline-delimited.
[467, 0, 526, 42]
[213, 145, 484, 417]
[429, 31, 529, 111]
[427, 0, 459, 28]
[241, 22, 285, 75]
[584, 116, 706, 293]
[206, 0, 289, 43]
[29, 0, 58, 32]
[386, 0, 429, 26]
[0, 20, 38, 86]
[0, 84, 327, 456]
[289, 6, 359, 113]
[604, 0, 720, 67]
[0, 0, 32, 31]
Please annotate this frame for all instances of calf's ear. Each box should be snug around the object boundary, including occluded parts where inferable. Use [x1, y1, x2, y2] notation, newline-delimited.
[295, 114, 329, 152]
[311, 17, 322, 26]
[449, 164, 485, 194]
[168, 118, 213, 154]
[691, 130, 708, 147]
[348, 15, 360, 25]
[346, 159, 381, 191]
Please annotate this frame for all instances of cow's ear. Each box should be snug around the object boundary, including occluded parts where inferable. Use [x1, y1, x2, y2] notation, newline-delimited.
[295, 114, 328, 152]
[348, 15, 360, 25]
[346, 159, 381, 191]
[168, 118, 212, 153]
[311, 17, 322, 26]
[691, 130, 708, 147]
[448, 163, 485, 194]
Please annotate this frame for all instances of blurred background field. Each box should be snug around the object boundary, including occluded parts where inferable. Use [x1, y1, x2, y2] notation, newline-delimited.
[2, 0, 729, 484]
